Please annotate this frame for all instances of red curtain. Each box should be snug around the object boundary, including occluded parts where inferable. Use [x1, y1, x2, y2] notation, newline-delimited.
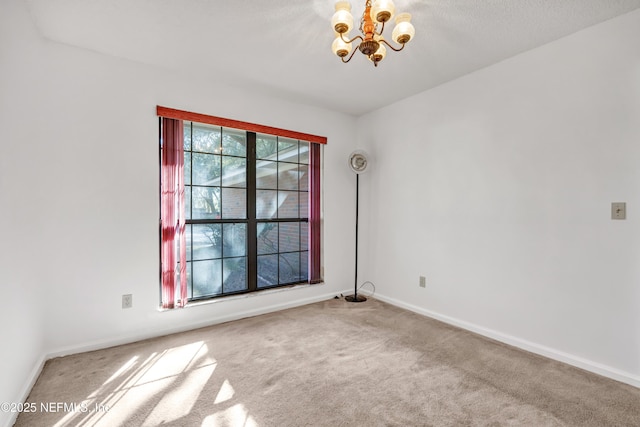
[309, 143, 322, 284]
[160, 118, 187, 308]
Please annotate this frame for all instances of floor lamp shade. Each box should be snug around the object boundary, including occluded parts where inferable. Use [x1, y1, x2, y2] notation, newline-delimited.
[348, 149, 370, 174]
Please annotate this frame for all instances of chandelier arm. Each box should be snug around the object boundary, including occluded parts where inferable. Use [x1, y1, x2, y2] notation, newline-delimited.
[341, 46, 360, 64]
[340, 33, 364, 45]
[379, 38, 406, 52]
[374, 21, 386, 36]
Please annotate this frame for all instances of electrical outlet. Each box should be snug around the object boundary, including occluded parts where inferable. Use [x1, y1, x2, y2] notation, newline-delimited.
[122, 294, 133, 309]
[419, 276, 426, 288]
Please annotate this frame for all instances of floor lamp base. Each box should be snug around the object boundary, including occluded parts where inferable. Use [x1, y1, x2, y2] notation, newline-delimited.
[345, 294, 367, 303]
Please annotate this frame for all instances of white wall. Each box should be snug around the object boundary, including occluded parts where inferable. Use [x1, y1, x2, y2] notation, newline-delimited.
[0, 1, 357, 425]
[0, 0, 47, 422]
[358, 9, 640, 385]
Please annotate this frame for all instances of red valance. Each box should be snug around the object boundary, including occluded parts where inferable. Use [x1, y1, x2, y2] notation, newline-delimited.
[157, 106, 327, 145]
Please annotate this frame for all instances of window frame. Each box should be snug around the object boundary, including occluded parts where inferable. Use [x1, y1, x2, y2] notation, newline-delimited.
[158, 106, 325, 307]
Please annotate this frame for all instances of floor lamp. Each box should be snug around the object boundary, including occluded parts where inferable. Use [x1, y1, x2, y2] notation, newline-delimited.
[345, 150, 370, 303]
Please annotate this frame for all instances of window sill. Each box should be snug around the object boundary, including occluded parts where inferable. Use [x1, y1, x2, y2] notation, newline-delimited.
[159, 282, 324, 311]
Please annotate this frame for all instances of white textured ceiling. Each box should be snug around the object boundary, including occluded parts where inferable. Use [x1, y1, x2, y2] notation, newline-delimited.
[25, 0, 640, 116]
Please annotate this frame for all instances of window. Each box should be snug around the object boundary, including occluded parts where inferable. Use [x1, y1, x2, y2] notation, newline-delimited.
[159, 107, 324, 308]
[254, 133, 310, 289]
[184, 123, 248, 299]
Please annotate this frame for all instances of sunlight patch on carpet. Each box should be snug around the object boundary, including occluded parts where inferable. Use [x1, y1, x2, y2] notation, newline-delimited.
[135, 341, 206, 385]
[142, 364, 217, 425]
[214, 379, 236, 404]
[102, 356, 139, 387]
[203, 403, 258, 427]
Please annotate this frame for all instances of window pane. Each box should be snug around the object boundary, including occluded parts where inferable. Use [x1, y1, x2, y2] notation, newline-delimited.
[300, 251, 309, 280]
[221, 188, 246, 219]
[223, 223, 246, 257]
[192, 186, 221, 219]
[183, 122, 192, 151]
[279, 222, 300, 253]
[257, 254, 278, 288]
[223, 257, 247, 293]
[256, 134, 277, 159]
[192, 153, 221, 186]
[184, 224, 192, 261]
[192, 259, 222, 297]
[278, 138, 298, 163]
[221, 157, 246, 188]
[279, 253, 301, 284]
[185, 187, 192, 220]
[222, 128, 246, 157]
[257, 223, 278, 255]
[185, 262, 192, 299]
[193, 124, 221, 154]
[299, 192, 309, 219]
[301, 223, 309, 251]
[256, 190, 278, 219]
[192, 224, 222, 260]
[184, 152, 191, 185]
[278, 164, 298, 191]
[278, 191, 299, 218]
[299, 165, 309, 191]
[256, 160, 277, 190]
[299, 141, 309, 164]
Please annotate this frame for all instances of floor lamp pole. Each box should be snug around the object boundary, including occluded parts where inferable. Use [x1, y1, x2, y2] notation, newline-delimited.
[346, 173, 366, 303]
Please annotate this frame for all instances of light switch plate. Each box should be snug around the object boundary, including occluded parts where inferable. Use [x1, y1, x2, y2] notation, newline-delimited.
[612, 202, 626, 220]
[122, 294, 133, 309]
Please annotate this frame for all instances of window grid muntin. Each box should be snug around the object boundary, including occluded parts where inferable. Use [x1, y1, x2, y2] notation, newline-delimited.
[179, 126, 309, 300]
[255, 134, 308, 288]
[184, 122, 249, 300]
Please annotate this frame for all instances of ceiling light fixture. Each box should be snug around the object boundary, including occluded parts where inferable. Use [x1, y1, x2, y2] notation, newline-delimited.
[331, 0, 415, 67]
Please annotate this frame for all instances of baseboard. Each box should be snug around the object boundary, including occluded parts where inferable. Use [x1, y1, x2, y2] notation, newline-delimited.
[46, 287, 350, 360]
[374, 293, 640, 389]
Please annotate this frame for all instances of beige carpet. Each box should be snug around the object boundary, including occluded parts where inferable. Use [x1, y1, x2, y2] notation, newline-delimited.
[16, 298, 640, 426]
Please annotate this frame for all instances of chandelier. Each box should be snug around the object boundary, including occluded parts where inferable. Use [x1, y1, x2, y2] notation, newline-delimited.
[331, 0, 415, 67]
